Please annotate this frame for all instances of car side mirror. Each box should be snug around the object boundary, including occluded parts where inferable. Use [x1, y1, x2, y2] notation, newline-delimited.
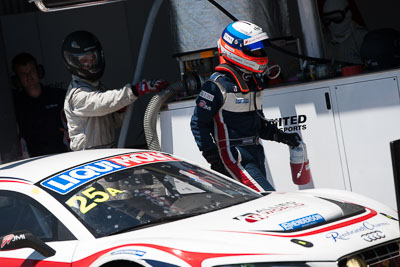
[29, 0, 126, 12]
[0, 231, 56, 258]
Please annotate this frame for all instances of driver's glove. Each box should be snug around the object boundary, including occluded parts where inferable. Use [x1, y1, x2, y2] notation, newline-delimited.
[274, 131, 302, 148]
[202, 148, 231, 178]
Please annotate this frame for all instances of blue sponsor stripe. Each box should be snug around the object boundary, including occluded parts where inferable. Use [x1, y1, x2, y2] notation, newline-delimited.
[279, 213, 325, 231]
[111, 249, 146, 256]
[41, 160, 127, 194]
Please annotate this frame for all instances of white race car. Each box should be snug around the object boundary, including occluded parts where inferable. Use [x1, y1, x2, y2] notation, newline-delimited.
[0, 149, 399, 267]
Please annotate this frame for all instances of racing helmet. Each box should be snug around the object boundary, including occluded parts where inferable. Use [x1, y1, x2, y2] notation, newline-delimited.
[217, 20, 269, 73]
[62, 30, 105, 81]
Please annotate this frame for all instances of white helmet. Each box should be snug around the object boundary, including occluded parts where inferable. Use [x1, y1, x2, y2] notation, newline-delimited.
[217, 20, 269, 74]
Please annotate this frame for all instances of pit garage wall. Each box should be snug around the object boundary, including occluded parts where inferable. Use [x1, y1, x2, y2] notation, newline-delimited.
[0, 1, 179, 94]
[159, 68, 400, 211]
[0, 23, 21, 163]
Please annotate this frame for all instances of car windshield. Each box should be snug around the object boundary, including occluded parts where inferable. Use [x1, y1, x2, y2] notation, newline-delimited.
[48, 158, 260, 237]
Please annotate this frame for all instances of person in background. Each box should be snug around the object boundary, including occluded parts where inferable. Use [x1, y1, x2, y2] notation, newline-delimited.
[12, 52, 68, 157]
[322, 0, 368, 65]
[190, 21, 301, 192]
[61, 30, 139, 151]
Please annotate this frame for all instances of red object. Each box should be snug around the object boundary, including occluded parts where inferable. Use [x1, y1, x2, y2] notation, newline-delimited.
[341, 65, 363, 76]
[290, 160, 312, 185]
[135, 79, 169, 96]
[290, 142, 312, 185]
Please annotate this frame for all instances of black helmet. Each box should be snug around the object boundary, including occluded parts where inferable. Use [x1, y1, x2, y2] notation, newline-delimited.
[62, 31, 105, 81]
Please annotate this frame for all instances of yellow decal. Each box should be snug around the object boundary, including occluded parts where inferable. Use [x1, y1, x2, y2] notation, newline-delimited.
[32, 187, 40, 195]
[106, 187, 123, 196]
[66, 187, 122, 214]
[67, 196, 97, 214]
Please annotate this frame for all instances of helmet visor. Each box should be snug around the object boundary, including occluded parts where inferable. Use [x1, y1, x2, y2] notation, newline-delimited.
[64, 50, 103, 74]
[243, 47, 267, 58]
[243, 38, 268, 58]
[247, 39, 268, 51]
[78, 51, 100, 72]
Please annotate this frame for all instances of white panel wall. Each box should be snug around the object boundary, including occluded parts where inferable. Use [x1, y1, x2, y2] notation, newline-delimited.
[334, 76, 400, 207]
[261, 86, 347, 192]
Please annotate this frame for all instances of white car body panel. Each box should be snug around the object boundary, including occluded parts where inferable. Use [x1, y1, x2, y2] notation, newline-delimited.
[0, 149, 398, 266]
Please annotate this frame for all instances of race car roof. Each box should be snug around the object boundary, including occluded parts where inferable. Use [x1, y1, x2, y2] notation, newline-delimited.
[0, 148, 149, 184]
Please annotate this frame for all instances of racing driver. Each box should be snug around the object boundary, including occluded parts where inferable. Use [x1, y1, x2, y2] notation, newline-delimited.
[190, 21, 301, 192]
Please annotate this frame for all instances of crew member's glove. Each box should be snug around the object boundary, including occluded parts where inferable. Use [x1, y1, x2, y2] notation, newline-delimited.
[274, 131, 302, 148]
[134, 79, 169, 96]
[202, 148, 231, 177]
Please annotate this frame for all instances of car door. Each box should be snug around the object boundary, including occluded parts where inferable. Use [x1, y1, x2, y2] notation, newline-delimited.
[0, 190, 78, 265]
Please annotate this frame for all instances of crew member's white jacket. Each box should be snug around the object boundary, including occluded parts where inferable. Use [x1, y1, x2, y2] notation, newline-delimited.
[64, 75, 137, 151]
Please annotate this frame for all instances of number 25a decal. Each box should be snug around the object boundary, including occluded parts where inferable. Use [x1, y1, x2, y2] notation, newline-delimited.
[66, 187, 122, 214]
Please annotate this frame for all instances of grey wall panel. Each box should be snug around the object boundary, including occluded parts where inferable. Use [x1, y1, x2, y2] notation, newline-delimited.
[36, 2, 133, 89]
[125, 0, 180, 83]
[1, 13, 42, 81]
[168, 0, 291, 55]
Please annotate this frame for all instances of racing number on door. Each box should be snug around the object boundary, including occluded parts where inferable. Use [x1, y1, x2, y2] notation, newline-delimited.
[66, 187, 123, 214]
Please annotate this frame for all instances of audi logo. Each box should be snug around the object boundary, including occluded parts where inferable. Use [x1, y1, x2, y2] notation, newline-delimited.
[361, 231, 385, 242]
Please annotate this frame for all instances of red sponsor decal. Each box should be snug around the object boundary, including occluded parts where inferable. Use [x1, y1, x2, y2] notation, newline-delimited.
[72, 243, 284, 267]
[244, 214, 265, 223]
[224, 208, 378, 238]
[234, 202, 305, 223]
[107, 152, 180, 168]
[0, 243, 286, 267]
[1, 234, 14, 248]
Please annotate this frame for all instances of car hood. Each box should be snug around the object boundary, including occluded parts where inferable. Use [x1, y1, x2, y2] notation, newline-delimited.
[81, 190, 400, 264]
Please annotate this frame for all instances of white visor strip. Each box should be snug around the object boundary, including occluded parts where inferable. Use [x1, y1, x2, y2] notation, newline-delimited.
[221, 45, 260, 70]
[243, 32, 269, 46]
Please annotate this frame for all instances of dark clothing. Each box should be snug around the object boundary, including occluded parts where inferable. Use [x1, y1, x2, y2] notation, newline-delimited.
[14, 85, 68, 157]
[190, 71, 282, 192]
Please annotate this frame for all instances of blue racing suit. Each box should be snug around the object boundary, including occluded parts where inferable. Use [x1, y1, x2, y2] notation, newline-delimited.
[191, 69, 284, 192]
